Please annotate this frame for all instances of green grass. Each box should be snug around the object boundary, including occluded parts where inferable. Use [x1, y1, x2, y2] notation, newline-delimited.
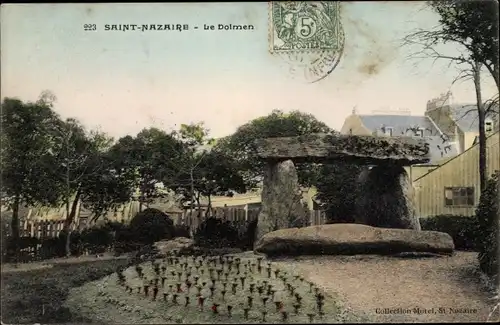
[1, 258, 131, 324]
[72, 254, 345, 323]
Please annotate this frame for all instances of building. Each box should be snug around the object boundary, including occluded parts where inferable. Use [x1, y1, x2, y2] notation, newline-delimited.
[340, 107, 459, 182]
[413, 131, 499, 218]
[196, 186, 319, 215]
[425, 91, 499, 153]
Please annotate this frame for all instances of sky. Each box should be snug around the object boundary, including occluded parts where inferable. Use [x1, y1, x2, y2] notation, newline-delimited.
[1, 2, 498, 140]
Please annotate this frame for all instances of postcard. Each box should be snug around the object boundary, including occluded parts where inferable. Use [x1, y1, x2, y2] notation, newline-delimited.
[1, 1, 498, 324]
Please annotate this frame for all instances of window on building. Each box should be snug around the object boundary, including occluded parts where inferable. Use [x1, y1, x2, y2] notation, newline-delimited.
[485, 119, 494, 133]
[444, 187, 475, 206]
[383, 127, 393, 136]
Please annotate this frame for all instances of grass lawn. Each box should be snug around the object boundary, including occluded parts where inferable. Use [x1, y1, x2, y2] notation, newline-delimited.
[1, 258, 131, 324]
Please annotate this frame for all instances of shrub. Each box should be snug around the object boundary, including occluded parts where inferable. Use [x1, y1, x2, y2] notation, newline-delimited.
[79, 226, 114, 254]
[193, 217, 257, 251]
[128, 208, 175, 244]
[193, 217, 239, 248]
[475, 171, 499, 281]
[420, 215, 478, 251]
[172, 224, 191, 238]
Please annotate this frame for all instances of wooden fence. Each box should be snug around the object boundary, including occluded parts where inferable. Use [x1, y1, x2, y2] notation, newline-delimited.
[7, 208, 327, 239]
[175, 207, 327, 235]
[19, 219, 81, 239]
[2, 207, 327, 263]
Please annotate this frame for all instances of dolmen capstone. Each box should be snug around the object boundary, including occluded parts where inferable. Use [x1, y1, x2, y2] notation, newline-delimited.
[254, 133, 430, 242]
[254, 224, 454, 257]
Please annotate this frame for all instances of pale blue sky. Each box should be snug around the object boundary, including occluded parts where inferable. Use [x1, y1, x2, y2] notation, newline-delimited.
[1, 2, 497, 139]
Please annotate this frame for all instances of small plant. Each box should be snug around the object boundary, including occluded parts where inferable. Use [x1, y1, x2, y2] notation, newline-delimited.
[198, 295, 206, 310]
[262, 296, 269, 306]
[185, 280, 192, 293]
[261, 310, 268, 322]
[307, 312, 315, 323]
[247, 296, 253, 308]
[211, 303, 220, 314]
[231, 282, 238, 294]
[281, 310, 289, 322]
[293, 303, 301, 314]
[275, 300, 283, 311]
[152, 286, 158, 300]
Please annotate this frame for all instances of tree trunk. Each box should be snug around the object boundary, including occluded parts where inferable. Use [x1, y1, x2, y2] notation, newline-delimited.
[195, 193, 202, 218]
[10, 195, 21, 263]
[473, 61, 487, 193]
[190, 168, 195, 220]
[484, 62, 499, 90]
[205, 194, 212, 218]
[63, 189, 81, 257]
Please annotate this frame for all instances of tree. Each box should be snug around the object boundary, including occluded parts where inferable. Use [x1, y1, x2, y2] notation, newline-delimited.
[171, 122, 216, 216]
[402, 1, 499, 193]
[81, 149, 136, 222]
[430, 0, 499, 89]
[0, 98, 62, 261]
[44, 112, 127, 257]
[109, 127, 186, 212]
[216, 109, 333, 188]
[175, 148, 246, 217]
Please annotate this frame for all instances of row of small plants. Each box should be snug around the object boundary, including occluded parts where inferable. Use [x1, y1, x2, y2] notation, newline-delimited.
[93, 250, 341, 323]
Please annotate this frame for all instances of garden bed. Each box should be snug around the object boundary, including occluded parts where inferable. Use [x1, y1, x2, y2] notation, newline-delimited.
[64, 252, 360, 323]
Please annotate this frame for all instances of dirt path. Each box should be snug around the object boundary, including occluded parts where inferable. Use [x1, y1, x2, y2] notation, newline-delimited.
[274, 252, 498, 323]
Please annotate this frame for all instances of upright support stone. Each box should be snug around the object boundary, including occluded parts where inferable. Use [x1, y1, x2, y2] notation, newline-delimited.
[255, 160, 307, 243]
[355, 164, 421, 230]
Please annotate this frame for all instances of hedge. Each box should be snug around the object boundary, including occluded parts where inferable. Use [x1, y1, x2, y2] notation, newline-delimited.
[475, 172, 499, 281]
[420, 215, 478, 251]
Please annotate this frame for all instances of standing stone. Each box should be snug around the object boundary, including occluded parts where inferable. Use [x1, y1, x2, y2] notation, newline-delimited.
[355, 164, 421, 230]
[255, 160, 307, 244]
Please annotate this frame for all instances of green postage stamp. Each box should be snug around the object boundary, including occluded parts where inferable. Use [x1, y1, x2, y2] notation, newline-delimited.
[269, 1, 342, 53]
[269, 1, 345, 83]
